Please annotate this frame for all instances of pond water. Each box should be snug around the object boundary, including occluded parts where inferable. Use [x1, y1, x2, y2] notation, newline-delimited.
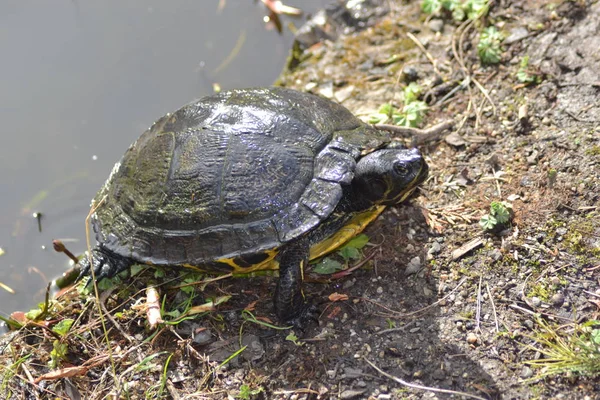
[0, 0, 330, 322]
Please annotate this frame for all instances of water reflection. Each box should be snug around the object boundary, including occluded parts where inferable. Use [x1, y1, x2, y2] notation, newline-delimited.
[0, 0, 329, 319]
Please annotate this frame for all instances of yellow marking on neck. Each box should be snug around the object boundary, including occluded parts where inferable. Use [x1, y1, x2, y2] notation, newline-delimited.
[308, 205, 386, 260]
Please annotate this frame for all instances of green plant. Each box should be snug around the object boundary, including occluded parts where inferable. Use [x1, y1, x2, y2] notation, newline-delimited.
[516, 56, 542, 85]
[479, 201, 512, 231]
[368, 83, 428, 128]
[237, 384, 264, 399]
[396, 101, 429, 127]
[49, 340, 69, 368]
[478, 26, 503, 64]
[312, 234, 370, 274]
[285, 332, 304, 346]
[421, 0, 489, 21]
[525, 318, 600, 378]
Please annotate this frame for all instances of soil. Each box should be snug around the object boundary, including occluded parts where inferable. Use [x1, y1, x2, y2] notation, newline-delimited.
[1, 1, 599, 399]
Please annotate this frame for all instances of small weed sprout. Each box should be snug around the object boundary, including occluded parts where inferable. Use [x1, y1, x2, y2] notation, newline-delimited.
[517, 56, 542, 85]
[285, 332, 304, 346]
[368, 84, 428, 128]
[479, 201, 512, 231]
[478, 26, 503, 64]
[312, 234, 370, 274]
[421, 0, 489, 21]
[547, 168, 558, 188]
[237, 384, 264, 399]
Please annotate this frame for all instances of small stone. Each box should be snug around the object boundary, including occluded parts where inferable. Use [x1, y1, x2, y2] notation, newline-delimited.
[193, 329, 213, 346]
[404, 256, 422, 275]
[334, 85, 355, 103]
[529, 296, 542, 307]
[428, 19, 444, 33]
[550, 276, 560, 285]
[466, 333, 479, 345]
[402, 66, 419, 82]
[504, 26, 529, 44]
[550, 292, 565, 307]
[489, 249, 502, 261]
[428, 241, 441, 255]
[340, 389, 366, 399]
[522, 319, 534, 330]
[342, 279, 355, 289]
[520, 366, 534, 379]
[344, 368, 363, 379]
[527, 150, 539, 165]
[318, 82, 334, 99]
[376, 286, 384, 294]
[556, 227, 567, 236]
[432, 369, 446, 380]
[241, 334, 264, 362]
[445, 131, 467, 147]
[326, 369, 336, 379]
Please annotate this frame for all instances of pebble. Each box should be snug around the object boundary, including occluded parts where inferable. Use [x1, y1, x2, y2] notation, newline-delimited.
[428, 241, 441, 255]
[489, 249, 502, 261]
[520, 366, 534, 379]
[432, 369, 446, 381]
[343, 279, 355, 289]
[402, 65, 419, 82]
[504, 26, 529, 44]
[376, 286, 384, 294]
[428, 19, 444, 33]
[193, 329, 213, 346]
[466, 332, 479, 345]
[404, 256, 422, 275]
[551, 292, 565, 307]
[340, 389, 366, 399]
[529, 296, 542, 307]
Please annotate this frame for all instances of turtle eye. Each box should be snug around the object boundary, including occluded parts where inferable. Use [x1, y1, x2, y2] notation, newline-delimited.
[393, 162, 409, 176]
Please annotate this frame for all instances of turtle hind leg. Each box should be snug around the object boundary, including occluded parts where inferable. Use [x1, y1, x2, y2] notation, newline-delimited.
[274, 240, 318, 329]
[76, 247, 131, 284]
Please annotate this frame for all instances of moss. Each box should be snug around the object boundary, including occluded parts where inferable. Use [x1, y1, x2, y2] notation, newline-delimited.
[584, 145, 600, 156]
[528, 282, 551, 301]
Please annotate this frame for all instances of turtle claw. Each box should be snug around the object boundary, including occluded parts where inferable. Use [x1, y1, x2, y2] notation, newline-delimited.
[283, 303, 320, 331]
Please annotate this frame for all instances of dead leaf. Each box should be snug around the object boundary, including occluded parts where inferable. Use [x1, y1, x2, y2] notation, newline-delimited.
[34, 366, 89, 383]
[244, 300, 258, 311]
[326, 306, 342, 319]
[328, 292, 349, 302]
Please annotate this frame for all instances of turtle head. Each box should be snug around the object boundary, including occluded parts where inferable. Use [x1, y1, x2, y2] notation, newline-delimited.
[354, 147, 428, 206]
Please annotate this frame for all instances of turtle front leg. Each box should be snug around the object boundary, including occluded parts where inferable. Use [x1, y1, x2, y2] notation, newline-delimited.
[274, 240, 317, 328]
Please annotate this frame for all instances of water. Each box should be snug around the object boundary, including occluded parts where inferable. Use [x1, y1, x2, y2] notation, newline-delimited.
[0, 0, 330, 319]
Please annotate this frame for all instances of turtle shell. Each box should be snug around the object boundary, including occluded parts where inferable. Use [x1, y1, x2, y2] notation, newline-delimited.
[91, 87, 390, 268]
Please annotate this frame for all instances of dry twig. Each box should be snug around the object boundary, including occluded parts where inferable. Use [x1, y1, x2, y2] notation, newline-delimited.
[364, 357, 489, 400]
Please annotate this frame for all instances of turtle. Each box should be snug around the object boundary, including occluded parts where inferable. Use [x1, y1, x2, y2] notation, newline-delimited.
[78, 87, 429, 326]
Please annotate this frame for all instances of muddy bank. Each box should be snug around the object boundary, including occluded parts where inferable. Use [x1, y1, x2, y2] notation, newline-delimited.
[1, 1, 599, 399]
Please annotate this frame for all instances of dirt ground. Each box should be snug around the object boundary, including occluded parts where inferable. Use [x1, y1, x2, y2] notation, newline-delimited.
[1, 1, 599, 399]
